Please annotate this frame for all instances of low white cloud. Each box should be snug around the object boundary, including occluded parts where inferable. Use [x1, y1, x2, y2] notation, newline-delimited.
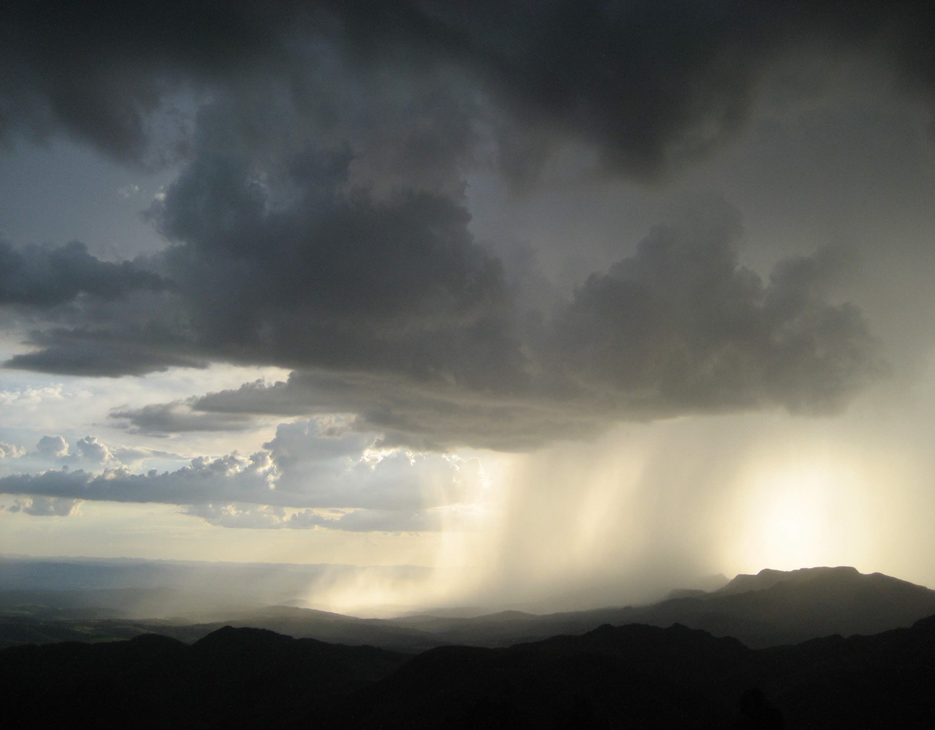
[27, 434, 185, 467]
[7, 496, 81, 517]
[183, 503, 460, 533]
[0, 385, 65, 406]
[35, 435, 69, 459]
[109, 445, 186, 466]
[0, 443, 25, 459]
[74, 435, 115, 463]
[0, 417, 492, 531]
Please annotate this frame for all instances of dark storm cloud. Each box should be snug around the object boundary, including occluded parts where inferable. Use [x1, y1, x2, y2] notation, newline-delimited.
[3, 138, 886, 446]
[5, 326, 207, 376]
[0, 238, 183, 376]
[5, 138, 521, 385]
[0, 239, 164, 307]
[0, 1, 905, 450]
[551, 205, 886, 416]
[3, 2, 935, 177]
[154, 142, 517, 384]
[0, 1, 299, 164]
[177, 204, 885, 450]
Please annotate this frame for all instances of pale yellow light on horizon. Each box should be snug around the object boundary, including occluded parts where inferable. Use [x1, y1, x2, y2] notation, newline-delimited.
[724, 454, 875, 577]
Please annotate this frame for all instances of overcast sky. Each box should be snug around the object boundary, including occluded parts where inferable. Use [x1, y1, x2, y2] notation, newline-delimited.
[2, 1, 935, 611]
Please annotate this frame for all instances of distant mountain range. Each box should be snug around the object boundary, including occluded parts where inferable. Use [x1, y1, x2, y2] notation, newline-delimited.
[4, 566, 935, 654]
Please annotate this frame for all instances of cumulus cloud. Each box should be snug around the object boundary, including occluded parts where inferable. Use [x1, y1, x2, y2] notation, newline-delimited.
[73, 436, 115, 463]
[0, 454, 275, 507]
[0, 443, 25, 459]
[7, 496, 81, 517]
[0, 385, 64, 406]
[25, 434, 183, 468]
[35, 435, 69, 459]
[0, 417, 489, 530]
[34, 434, 110, 463]
[182, 503, 291, 530]
[262, 419, 486, 510]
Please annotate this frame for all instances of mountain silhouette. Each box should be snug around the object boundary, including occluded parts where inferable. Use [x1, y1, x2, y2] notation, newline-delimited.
[0, 626, 408, 729]
[5, 613, 935, 728]
[377, 566, 935, 649]
[5, 566, 935, 653]
[338, 615, 935, 728]
[635, 565, 935, 646]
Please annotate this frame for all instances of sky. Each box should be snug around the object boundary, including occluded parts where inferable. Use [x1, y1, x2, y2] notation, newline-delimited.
[2, 1, 935, 612]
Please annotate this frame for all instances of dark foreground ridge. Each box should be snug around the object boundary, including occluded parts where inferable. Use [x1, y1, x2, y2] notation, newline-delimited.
[4, 615, 935, 728]
[0, 627, 408, 729]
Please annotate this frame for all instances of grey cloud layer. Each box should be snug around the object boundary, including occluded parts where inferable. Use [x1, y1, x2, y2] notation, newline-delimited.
[111, 401, 257, 435]
[6, 326, 209, 377]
